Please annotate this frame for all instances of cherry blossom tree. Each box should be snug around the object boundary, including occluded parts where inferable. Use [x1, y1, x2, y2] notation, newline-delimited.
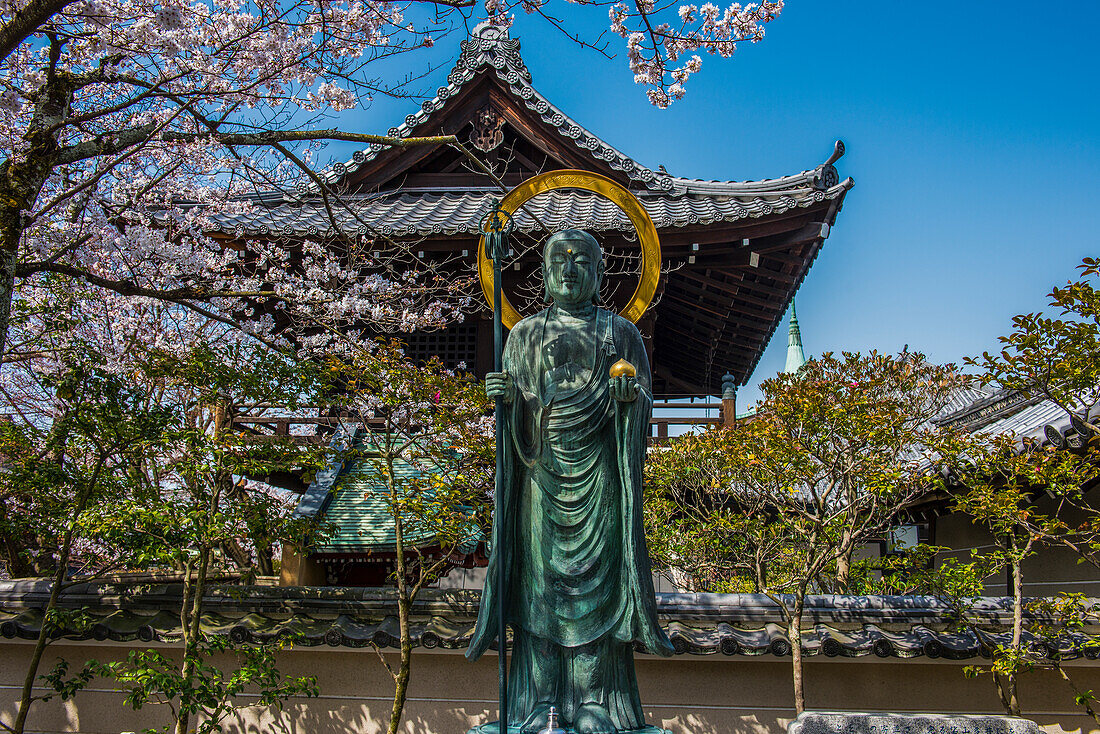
[0, 0, 786, 370]
[484, 0, 783, 107]
[0, 0, 495, 364]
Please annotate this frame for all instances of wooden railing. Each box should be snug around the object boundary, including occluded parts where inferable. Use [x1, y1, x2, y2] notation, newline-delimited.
[231, 395, 739, 446]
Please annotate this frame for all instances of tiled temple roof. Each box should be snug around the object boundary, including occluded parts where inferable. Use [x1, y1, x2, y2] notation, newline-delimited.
[294, 427, 482, 555]
[216, 21, 850, 241]
[936, 383, 1097, 448]
[2, 581, 1095, 661]
[214, 185, 849, 239]
[306, 23, 847, 198]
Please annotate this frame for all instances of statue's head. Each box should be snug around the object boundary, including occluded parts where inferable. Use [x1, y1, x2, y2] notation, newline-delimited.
[542, 229, 604, 307]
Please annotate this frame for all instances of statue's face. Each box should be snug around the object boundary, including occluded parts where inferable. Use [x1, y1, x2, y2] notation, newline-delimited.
[543, 234, 603, 306]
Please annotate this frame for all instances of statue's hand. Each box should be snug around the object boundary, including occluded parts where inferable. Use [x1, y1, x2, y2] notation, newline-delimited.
[485, 371, 515, 404]
[609, 375, 639, 403]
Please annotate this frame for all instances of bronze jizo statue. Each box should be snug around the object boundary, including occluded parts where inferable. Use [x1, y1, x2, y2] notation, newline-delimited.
[467, 230, 673, 734]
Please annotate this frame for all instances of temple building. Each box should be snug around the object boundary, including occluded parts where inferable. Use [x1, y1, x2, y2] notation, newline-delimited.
[213, 21, 852, 397]
[225, 19, 853, 583]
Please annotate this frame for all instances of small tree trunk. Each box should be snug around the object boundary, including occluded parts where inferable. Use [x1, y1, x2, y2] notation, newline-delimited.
[1054, 663, 1100, 726]
[9, 453, 102, 734]
[388, 587, 412, 734]
[1007, 556, 1024, 716]
[834, 554, 850, 594]
[174, 549, 211, 734]
[993, 556, 1024, 716]
[11, 458, 101, 734]
[11, 522, 74, 734]
[789, 596, 806, 716]
[834, 525, 854, 593]
[386, 455, 412, 734]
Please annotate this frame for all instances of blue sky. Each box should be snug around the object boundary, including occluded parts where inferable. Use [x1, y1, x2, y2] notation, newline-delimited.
[337, 1, 1100, 404]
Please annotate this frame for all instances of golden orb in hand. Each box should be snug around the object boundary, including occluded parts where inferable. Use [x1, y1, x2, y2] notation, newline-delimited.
[609, 359, 636, 379]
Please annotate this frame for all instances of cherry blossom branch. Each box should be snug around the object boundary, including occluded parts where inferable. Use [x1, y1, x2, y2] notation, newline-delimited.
[0, 0, 81, 64]
[54, 129, 464, 165]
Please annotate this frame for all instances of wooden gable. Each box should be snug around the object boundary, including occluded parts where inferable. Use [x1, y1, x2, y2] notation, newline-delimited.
[344, 75, 631, 193]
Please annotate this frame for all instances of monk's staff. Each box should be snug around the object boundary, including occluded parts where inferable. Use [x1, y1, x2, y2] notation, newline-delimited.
[485, 202, 513, 733]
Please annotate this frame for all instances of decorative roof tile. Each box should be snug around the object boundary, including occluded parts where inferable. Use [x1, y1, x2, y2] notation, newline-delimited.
[213, 182, 850, 239]
[313, 22, 847, 199]
[2, 583, 1094, 661]
[294, 429, 481, 554]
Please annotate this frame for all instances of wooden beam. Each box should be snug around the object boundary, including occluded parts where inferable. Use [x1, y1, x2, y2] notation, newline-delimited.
[656, 209, 824, 248]
[676, 269, 782, 313]
[728, 271, 794, 299]
[754, 222, 830, 252]
[653, 366, 707, 395]
[667, 275, 779, 326]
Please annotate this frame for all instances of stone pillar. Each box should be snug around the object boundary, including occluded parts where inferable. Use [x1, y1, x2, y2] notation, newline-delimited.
[721, 373, 737, 428]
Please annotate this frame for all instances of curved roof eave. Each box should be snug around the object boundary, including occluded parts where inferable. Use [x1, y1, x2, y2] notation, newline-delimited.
[306, 22, 847, 199]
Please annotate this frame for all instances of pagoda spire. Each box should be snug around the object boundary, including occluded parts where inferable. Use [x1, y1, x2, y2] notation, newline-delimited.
[784, 301, 806, 374]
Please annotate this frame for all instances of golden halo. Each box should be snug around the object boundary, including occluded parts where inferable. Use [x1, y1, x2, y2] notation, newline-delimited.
[478, 170, 662, 330]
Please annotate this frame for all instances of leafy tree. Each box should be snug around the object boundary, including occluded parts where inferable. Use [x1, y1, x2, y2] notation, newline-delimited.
[645, 427, 800, 593]
[46, 637, 318, 734]
[646, 351, 965, 714]
[71, 343, 326, 734]
[0, 362, 174, 734]
[1027, 594, 1100, 727]
[972, 257, 1100, 430]
[950, 436, 1081, 715]
[969, 257, 1100, 571]
[0, 301, 330, 734]
[325, 341, 493, 734]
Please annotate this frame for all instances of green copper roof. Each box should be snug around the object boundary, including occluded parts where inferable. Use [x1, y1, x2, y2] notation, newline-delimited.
[784, 301, 807, 374]
[296, 428, 482, 555]
[316, 457, 440, 553]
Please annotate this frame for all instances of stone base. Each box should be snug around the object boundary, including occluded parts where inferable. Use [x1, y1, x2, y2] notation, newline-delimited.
[468, 724, 670, 734]
[788, 711, 1040, 734]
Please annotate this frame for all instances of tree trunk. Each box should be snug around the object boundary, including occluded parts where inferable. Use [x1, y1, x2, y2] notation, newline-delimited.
[1007, 557, 1023, 715]
[388, 588, 412, 734]
[994, 557, 1024, 716]
[10, 459, 101, 734]
[1054, 663, 1100, 726]
[834, 554, 850, 594]
[789, 596, 806, 716]
[11, 522, 74, 734]
[0, 246, 15, 363]
[0, 62, 71, 364]
[834, 525, 854, 593]
[174, 549, 211, 734]
[386, 456, 412, 734]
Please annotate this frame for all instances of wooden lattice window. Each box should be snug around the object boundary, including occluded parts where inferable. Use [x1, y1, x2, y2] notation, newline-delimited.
[400, 324, 479, 372]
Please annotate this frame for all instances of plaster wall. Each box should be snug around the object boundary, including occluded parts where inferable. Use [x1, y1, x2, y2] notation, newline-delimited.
[2, 641, 1099, 734]
[935, 506, 1100, 597]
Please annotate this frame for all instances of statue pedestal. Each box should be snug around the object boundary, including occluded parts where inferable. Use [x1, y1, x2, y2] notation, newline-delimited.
[468, 725, 671, 734]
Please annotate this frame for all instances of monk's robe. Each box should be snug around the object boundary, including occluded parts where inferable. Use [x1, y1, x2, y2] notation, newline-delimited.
[467, 306, 673, 731]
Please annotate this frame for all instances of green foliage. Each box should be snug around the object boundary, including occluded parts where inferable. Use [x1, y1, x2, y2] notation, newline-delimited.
[642, 351, 966, 714]
[0, 363, 175, 576]
[644, 427, 805, 593]
[969, 257, 1100, 424]
[646, 351, 967, 597]
[45, 637, 318, 734]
